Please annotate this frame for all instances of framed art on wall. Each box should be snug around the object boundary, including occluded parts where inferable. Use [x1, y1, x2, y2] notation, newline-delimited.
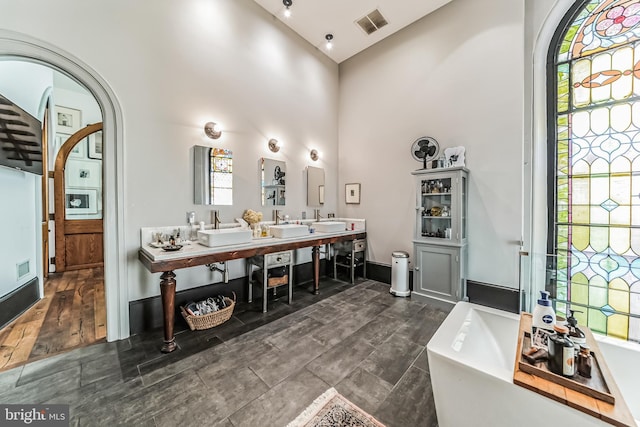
[68, 140, 85, 159]
[65, 160, 101, 188]
[345, 183, 361, 204]
[55, 106, 81, 134]
[88, 131, 103, 159]
[65, 188, 98, 215]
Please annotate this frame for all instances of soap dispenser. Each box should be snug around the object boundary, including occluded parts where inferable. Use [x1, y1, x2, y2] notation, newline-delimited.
[532, 290, 556, 334]
[566, 309, 586, 355]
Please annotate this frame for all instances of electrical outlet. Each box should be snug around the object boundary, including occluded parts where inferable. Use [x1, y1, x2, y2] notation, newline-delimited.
[187, 211, 195, 224]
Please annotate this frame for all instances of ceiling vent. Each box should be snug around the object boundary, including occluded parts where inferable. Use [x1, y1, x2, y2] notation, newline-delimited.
[356, 9, 388, 35]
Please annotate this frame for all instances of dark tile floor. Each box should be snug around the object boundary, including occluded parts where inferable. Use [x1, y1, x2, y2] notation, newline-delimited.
[0, 278, 449, 427]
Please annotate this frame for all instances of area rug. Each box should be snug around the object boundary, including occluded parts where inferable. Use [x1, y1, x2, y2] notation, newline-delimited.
[287, 387, 386, 427]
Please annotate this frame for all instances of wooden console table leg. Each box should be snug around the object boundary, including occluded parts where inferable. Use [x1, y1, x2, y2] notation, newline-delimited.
[312, 246, 320, 295]
[160, 271, 177, 353]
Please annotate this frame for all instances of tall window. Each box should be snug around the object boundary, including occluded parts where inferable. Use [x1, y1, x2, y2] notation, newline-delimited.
[211, 148, 232, 206]
[549, 0, 640, 342]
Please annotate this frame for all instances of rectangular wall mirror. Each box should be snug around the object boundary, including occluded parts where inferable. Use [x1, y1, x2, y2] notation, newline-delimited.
[194, 145, 233, 205]
[307, 166, 325, 207]
[261, 157, 286, 206]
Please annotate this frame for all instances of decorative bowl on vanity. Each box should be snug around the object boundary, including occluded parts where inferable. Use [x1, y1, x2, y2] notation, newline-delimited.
[270, 224, 309, 238]
[197, 228, 252, 247]
[311, 221, 346, 233]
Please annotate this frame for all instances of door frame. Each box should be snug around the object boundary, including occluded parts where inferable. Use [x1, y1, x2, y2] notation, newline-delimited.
[54, 123, 103, 272]
[0, 30, 129, 341]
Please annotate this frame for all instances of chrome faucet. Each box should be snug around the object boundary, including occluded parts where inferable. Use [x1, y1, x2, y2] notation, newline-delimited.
[314, 209, 323, 221]
[273, 209, 284, 225]
[211, 210, 221, 229]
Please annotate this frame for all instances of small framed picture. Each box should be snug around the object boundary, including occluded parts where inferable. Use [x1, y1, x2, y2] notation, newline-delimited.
[68, 140, 85, 159]
[65, 161, 101, 187]
[56, 106, 81, 134]
[65, 189, 98, 215]
[88, 131, 103, 160]
[345, 183, 361, 204]
[444, 146, 466, 167]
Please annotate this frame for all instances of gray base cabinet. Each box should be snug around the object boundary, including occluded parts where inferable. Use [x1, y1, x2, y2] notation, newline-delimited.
[413, 242, 467, 305]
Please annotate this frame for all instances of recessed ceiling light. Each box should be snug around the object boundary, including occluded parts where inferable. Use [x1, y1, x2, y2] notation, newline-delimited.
[325, 34, 333, 50]
[283, 0, 292, 18]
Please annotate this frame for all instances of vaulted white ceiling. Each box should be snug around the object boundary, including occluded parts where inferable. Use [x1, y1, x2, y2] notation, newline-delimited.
[252, 0, 453, 63]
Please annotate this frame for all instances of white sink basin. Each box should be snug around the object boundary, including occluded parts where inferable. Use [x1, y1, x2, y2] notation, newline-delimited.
[312, 221, 346, 233]
[270, 224, 309, 238]
[197, 228, 252, 247]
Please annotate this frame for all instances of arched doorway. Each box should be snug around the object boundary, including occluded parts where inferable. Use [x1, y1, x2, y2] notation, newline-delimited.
[0, 30, 128, 343]
[54, 123, 104, 272]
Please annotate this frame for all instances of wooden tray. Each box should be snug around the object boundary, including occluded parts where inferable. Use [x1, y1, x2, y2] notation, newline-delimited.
[513, 313, 636, 427]
[519, 331, 613, 404]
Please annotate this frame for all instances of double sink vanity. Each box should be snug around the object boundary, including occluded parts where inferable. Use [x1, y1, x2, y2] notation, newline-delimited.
[139, 145, 366, 352]
[138, 219, 366, 353]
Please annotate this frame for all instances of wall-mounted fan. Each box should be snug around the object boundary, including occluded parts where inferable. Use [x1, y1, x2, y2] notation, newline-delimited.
[411, 136, 439, 169]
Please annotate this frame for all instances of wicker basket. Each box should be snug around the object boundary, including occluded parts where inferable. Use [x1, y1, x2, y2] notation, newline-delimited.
[180, 292, 236, 331]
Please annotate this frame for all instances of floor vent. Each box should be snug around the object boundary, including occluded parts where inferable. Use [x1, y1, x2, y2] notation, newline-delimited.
[356, 9, 388, 35]
[17, 260, 30, 280]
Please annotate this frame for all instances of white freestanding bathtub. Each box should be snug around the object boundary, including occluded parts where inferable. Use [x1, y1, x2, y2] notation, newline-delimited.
[427, 302, 639, 427]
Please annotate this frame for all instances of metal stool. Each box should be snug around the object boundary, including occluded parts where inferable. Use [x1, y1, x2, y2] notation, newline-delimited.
[246, 250, 293, 313]
[333, 238, 367, 284]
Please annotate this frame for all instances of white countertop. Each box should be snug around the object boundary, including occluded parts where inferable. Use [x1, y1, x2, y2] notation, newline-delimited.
[140, 228, 366, 262]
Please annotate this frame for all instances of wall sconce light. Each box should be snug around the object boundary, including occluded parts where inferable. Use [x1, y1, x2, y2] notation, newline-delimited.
[325, 34, 334, 50]
[268, 138, 280, 153]
[204, 122, 222, 139]
[283, 0, 292, 18]
[310, 149, 319, 161]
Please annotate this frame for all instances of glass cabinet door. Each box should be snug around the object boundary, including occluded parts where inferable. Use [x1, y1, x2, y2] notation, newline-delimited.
[419, 177, 453, 239]
[413, 167, 468, 244]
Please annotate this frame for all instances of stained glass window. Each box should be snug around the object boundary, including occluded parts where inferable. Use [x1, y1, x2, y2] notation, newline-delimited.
[550, 0, 640, 343]
[210, 148, 232, 206]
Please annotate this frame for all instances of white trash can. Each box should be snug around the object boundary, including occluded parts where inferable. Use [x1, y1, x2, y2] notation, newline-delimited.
[390, 251, 410, 297]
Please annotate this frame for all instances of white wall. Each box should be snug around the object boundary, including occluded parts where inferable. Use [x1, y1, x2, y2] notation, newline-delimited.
[0, 168, 40, 298]
[339, 0, 526, 288]
[0, 0, 339, 301]
[0, 0, 570, 311]
[0, 62, 50, 298]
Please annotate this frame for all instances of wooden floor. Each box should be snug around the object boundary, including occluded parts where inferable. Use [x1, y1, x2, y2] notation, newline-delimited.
[0, 267, 106, 372]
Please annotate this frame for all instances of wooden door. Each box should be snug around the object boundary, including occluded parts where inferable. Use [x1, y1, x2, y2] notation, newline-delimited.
[42, 104, 49, 278]
[54, 123, 103, 272]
